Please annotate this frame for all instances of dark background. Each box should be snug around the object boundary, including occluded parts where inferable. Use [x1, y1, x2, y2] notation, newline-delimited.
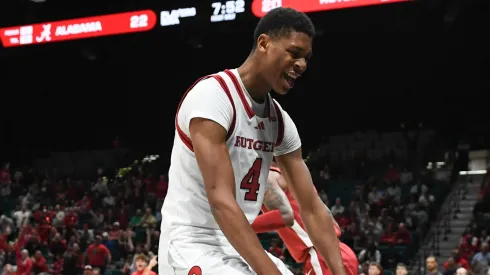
[0, 0, 487, 164]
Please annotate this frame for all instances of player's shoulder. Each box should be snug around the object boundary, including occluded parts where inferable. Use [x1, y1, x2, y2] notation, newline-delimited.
[190, 74, 224, 92]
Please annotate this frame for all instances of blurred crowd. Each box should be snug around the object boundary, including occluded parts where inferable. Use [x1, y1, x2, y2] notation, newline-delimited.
[424, 169, 490, 275]
[0, 161, 165, 275]
[0, 129, 449, 275]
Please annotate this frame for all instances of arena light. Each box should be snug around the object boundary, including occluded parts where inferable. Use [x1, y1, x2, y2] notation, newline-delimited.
[0, 10, 157, 48]
[251, 0, 411, 17]
[459, 170, 487, 175]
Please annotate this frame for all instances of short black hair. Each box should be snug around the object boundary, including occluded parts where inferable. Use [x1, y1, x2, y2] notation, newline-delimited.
[253, 7, 315, 48]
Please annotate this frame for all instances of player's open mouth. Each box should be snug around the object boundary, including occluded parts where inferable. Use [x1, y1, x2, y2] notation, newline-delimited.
[283, 72, 296, 88]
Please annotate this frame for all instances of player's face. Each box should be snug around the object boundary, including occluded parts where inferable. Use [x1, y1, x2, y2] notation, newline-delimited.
[259, 31, 312, 95]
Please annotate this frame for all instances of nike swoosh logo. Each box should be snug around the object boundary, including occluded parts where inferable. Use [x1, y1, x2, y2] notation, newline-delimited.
[306, 269, 312, 275]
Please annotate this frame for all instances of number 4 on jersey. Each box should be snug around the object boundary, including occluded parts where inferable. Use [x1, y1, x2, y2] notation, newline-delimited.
[240, 158, 262, 201]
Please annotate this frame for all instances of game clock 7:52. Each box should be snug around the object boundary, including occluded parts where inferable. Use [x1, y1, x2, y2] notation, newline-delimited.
[210, 0, 246, 22]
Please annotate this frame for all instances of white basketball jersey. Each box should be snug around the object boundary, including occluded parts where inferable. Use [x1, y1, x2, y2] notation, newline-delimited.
[161, 69, 291, 232]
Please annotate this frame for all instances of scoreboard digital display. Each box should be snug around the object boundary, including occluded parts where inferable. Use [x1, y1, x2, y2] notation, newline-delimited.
[0, 10, 157, 48]
[251, 0, 410, 17]
[0, 0, 410, 48]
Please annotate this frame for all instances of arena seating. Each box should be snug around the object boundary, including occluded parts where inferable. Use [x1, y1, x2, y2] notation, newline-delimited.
[0, 129, 455, 275]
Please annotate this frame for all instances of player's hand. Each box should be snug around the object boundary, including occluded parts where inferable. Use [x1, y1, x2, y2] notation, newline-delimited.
[149, 255, 158, 268]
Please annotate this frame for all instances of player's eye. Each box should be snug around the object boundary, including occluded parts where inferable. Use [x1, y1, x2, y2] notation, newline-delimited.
[287, 50, 300, 59]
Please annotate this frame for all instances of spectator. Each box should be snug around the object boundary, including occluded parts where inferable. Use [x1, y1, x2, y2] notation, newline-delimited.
[63, 243, 83, 275]
[472, 243, 490, 273]
[400, 168, 413, 184]
[140, 208, 156, 228]
[444, 249, 470, 270]
[426, 256, 443, 275]
[130, 254, 157, 275]
[387, 182, 402, 203]
[129, 210, 143, 228]
[368, 263, 383, 275]
[31, 250, 49, 274]
[331, 198, 345, 216]
[16, 249, 33, 275]
[480, 230, 490, 244]
[394, 223, 411, 244]
[456, 267, 468, 275]
[84, 265, 93, 275]
[444, 257, 458, 275]
[85, 235, 111, 275]
[12, 204, 31, 229]
[384, 163, 400, 183]
[396, 263, 408, 275]
[268, 239, 284, 261]
[358, 240, 382, 265]
[319, 164, 331, 181]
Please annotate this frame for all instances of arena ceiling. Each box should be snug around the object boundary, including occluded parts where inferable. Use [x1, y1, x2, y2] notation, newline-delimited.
[0, 0, 486, 161]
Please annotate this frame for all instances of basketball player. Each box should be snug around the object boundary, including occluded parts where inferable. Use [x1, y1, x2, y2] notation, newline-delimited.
[159, 7, 346, 275]
[252, 165, 359, 275]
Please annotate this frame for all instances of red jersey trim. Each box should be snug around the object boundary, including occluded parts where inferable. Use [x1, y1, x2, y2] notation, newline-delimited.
[270, 166, 281, 174]
[224, 69, 255, 119]
[175, 74, 237, 152]
[272, 101, 285, 147]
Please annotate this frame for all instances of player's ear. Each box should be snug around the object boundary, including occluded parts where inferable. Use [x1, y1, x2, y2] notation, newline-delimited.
[256, 34, 269, 53]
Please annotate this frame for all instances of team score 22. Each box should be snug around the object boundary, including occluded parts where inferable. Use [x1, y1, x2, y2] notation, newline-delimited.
[130, 14, 149, 28]
[240, 158, 262, 201]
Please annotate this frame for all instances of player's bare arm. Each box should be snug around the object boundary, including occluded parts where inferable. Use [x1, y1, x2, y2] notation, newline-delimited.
[324, 205, 341, 230]
[189, 117, 281, 275]
[262, 171, 294, 225]
[276, 148, 346, 275]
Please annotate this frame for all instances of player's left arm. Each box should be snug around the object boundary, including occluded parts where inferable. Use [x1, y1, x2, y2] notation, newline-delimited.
[274, 110, 346, 275]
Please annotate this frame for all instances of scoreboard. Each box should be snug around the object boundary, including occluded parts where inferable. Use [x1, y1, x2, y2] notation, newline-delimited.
[0, 0, 410, 48]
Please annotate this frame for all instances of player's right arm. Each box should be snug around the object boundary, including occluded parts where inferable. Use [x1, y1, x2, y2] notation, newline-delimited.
[181, 79, 281, 275]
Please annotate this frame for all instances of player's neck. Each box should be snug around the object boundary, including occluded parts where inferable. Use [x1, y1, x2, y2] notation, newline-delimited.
[237, 58, 270, 104]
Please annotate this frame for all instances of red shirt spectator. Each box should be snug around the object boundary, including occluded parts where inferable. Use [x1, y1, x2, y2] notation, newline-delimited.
[86, 237, 111, 267]
[51, 256, 64, 275]
[459, 240, 471, 260]
[335, 215, 351, 229]
[394, 223, 412, 244]
[443, 249, 470, 270]
[443, 257, 470, 270]
[268, 246, 283, 258]
[0, 167, 10, 183]
[37, 223, 52, 245]
[15, 249, 32, 275]
[32, 251, 49, 274]
[267, 239, 284, 260]
[384, 164, 400, 182]
[130, 255, 157, 275]
[0, 232, 7, 251]
[118, 208, 129, 229]
[381, 228, 396, 244]
[145, 177, 155, 194]
[77, 195, 92, 211]
[155, 175, 168, 199]
[64, 211, 78, 228]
